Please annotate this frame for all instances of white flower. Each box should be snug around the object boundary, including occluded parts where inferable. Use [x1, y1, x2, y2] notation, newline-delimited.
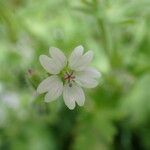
[37, 45, 101, 110]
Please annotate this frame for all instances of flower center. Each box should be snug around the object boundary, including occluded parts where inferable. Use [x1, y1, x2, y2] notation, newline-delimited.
[64, 71, 75, 87]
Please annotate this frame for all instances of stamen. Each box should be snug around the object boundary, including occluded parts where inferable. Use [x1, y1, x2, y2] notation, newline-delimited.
[64, 71, 75, 87]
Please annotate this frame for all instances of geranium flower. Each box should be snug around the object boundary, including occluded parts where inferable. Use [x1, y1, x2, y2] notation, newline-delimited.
[37, 45, 101, 110]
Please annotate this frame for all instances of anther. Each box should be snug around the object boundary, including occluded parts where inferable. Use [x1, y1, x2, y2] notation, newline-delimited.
[64, 71, 75, 87]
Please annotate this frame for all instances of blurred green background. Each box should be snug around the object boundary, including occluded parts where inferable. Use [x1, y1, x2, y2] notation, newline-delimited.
[0, 0, 150, 150]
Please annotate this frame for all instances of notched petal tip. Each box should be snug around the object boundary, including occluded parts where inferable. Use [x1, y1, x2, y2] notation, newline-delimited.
[39, 54, 63, 74]
[49, 47, 61, 56]
[76, 45, 84, 50]
[49, 46, 65, 57]
[87, 67, 101, 78]
[44, 93, 56, 103]
[96, 71, 101, 78]
[76, 100, 85, 107]
[49, 46, 57, 50]
[39, 54, 46, 62]
[44, 97, 51, 103]
[68, 105, 76, 110]
[70, 50, 94, 71]
[73, 45, 84, 54]
[63, 84, 85, 110]
[37, 77, 50, 94]
[49, 46, 67, 70]
[85, 50, 93, 60]
[37, 86, 42, 94]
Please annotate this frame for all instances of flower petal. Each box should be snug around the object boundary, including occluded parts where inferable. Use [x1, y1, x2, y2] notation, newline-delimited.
[37, 75, 63, 94]
[39, 55, 61, 74]
[76, 78, 98, 88]
[37, 77, 53, 94]
[82, 67, 101, 78]
[49, 47, 67, 70]
[75, 68, 100, 88]
[44, 76, 63, 102]
[69, 45, 84, 69]
[70, 50, 93, 71]
[63, 84, 85, 109]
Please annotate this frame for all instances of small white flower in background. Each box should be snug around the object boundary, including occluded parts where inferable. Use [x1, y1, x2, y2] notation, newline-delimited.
[37, 45, 101, 110]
